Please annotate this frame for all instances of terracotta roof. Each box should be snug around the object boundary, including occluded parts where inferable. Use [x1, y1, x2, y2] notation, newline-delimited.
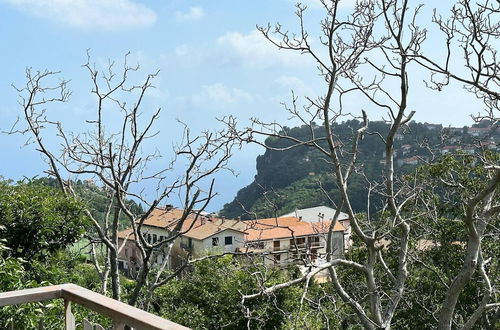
[245, 216, 345, 241]
[117, 228, 135, 240]
[141, 208, 197, 229]
[118, 208, 247, 241]
[469, 127, 490, 132]
[181, 218, 247, 240]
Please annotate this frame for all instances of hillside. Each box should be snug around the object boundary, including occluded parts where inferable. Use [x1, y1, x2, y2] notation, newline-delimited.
[27, 177, 144, 227]
[220, 120, 498, 219]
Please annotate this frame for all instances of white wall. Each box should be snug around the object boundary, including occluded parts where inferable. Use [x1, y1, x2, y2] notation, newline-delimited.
[201, 229, 245, 252]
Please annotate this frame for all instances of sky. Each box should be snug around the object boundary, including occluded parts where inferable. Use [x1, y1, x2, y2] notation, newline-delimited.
[0, 0, 487, 211]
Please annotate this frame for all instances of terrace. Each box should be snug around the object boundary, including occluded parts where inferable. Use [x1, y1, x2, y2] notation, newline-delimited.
[0, 283, 189, 330]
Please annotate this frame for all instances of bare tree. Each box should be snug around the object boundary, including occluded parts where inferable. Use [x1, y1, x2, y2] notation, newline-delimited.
[225, 1, 424, 328]
[414, 0, 499, 123]
[227, 0, 498, 329]
[8, 52, 236, 306]
[411, 1, 500, 328]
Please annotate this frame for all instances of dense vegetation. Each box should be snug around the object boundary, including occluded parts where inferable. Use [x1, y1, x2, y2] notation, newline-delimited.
[220, 120, 497, 219]
[0, 124, 497, 328]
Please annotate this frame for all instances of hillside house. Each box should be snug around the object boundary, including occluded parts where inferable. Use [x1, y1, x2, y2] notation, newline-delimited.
[425, 123, 443, 130]
[245, 216, 345, 267]
[117, 208, 246, 276]
[397, 156, 422, 166]
[468, 127, 490, 137]
[441, 145, 462, 154]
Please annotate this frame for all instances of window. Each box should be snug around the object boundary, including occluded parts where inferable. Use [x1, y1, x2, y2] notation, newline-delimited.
[188, 238, 193, 248]
[274, 254, 281, 264]
[308, 236, 320, 246]
[152, 234, 157, 243]
[224, 236, 233, 245]
[212, 237, 219, 246]
[147, 234, 152, 243]
[273, 240, 281, 251]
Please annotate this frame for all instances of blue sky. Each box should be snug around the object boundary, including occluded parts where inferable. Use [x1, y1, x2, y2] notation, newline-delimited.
[0, 0, 486, 211]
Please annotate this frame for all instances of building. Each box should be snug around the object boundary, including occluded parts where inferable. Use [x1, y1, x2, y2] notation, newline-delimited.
[468, 127, 490, 137]
[245, 216, 345, 267]
[279, 205, 349, 222]
[425, 123, 443, 130]
[441, 145, 461, 154]
[280, 205, 351, 248]
[397, 155, 421, 166]
[117, 208, 246, 276]
[117, 206, 350, 277]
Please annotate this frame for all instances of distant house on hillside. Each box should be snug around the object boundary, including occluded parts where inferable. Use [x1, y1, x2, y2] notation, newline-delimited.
[441, 145, 462, 154]
[397, 156, 423, 166]
[425, 123, 443, 130]
[444, 127, 463, 134]
[245, 216, 345, 267]
[401, 144, 412, 155]
[468, 127, 490, 137]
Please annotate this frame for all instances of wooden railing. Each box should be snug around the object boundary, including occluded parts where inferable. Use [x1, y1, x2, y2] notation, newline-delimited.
[0, 283, 189, 330]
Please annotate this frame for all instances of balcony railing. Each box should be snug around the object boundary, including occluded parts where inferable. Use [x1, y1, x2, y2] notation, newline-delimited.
[0, 283, 189, 330]
[288, 242, 324, 250]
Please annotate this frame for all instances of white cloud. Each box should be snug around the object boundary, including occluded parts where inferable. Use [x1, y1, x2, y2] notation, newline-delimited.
[216, 30, 310, 68]
[191, 83, 252, 107]
[175, 6, 204, 21]
[276, 75, 317, 98]
[1, 0, 157, 30]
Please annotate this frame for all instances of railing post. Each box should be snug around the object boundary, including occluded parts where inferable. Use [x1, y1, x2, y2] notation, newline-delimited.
[113, 321, 126, 329]
[64, 299, 75, 330]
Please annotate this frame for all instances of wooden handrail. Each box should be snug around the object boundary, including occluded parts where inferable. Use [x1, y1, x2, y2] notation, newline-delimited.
[0, 284, 63, 307]
[0, 284, 189, 330]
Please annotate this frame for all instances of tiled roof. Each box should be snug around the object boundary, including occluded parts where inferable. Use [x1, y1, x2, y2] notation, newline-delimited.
[182, 218, 247, 240]
[245, 216, 345, 241]
[140, 208, 196, 229]
[117, 228, 135, 240]
[118, 208, 247, 241]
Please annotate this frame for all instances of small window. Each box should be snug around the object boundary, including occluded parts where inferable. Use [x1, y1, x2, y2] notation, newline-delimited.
[212, 237, 219, 246]
[188, 238, 193, 248]
[274, 254, 281, 264]
[147, 234, 152, 243]
[224, 236, 233, 245]
[153, 234, 157, 243]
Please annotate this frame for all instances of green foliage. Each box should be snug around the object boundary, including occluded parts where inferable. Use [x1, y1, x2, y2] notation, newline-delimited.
[154, 255, 341, 329]
[394, 152, 499, 328]
[0, 181, 90, 261]
[33, 177, 143, 227]
[220, 120, 451, 219]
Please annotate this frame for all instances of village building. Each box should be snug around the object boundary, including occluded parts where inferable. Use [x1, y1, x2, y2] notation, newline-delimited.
[117, 208, 246, 277]
[467, 127, 490, 137]
[117, 205, 350, 277]
[245, 216, 346, 267]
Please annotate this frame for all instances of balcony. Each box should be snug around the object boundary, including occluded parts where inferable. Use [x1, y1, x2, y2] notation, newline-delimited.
[0, 283, 189, 330]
